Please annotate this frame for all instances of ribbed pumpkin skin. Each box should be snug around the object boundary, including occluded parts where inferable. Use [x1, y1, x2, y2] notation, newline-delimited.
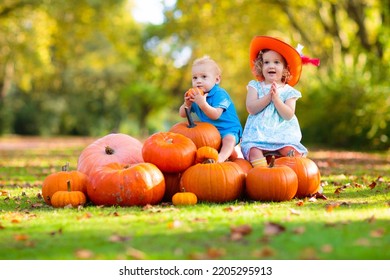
[77, 133, 144, 176]
[275, 156, 321, 198]
[142, 132, 197, 173]
[87, 162, 165, 206]
[42, 170, 88, 205]
[195, 146, 219, 163]
[51, 190, 86, 208]
[180, 161, 245, 203]
[246, 164, 298, 202]
[169, 121, 222, 150]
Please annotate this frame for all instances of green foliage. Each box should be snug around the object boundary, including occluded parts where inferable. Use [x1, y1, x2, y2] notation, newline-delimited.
[0, 0, 388, 150]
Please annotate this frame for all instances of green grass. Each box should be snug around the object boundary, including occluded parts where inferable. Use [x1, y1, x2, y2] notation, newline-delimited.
[0, 137, 389, 260]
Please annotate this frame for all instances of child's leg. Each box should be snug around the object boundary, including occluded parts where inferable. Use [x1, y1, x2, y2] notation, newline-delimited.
[278, 146, 302, 157]
[218, 135, 236, 162]
[249, 147, 267, 167]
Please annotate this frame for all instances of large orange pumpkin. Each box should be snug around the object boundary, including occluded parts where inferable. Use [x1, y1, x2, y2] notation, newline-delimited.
[77, 133, 144, 176]
[180, 160, 245, 203]
[246, 157, 298, 202]
[169, 107, 221, 150]
[87, 162, 165, 206]
[275, 153, 321, 198]
[42, 163, 88, 205]
[142, 131, 197, 173]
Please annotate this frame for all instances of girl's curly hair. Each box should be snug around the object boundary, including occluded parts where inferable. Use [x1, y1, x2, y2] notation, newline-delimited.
[253, 49, 291, 84]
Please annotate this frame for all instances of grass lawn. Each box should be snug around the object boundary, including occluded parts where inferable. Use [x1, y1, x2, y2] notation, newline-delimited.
[0, 136, 389, 260]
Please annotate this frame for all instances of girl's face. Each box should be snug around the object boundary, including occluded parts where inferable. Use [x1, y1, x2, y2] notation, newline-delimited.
[191, 62, 220, 93]
[261, 50, 286, 84]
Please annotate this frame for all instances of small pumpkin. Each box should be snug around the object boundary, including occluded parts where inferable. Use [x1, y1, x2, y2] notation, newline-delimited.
[185, 87, 204, 97]
[42, 163, 88, 206]
[195, 146, 219, 163]
[87, 162, 165, 206]
[169, 107, 221, 150]
[51, 181, 87, 208]
[246, 156, 298, 202]
[180, 160, 245, 203]
[172, 188, 197, 206]
[77, 133, 144, 176]
[275, 150, 321, 198]
[142, 131, 197, 173]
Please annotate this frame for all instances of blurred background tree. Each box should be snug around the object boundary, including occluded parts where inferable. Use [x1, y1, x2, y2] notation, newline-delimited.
[0, 0, 388, 150]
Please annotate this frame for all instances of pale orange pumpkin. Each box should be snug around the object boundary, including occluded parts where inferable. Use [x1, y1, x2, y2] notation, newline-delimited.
[77, 133, 144, 176]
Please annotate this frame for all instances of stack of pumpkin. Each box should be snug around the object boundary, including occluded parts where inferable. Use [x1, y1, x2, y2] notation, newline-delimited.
[42, 113, 321, 208]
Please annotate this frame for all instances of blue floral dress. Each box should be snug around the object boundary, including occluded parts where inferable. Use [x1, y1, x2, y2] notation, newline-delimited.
[240, 80, 308, 160]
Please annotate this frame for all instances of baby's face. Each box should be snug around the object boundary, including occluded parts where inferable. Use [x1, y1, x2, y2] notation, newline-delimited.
[261, 50, 286, 84]
[191, 62, 221, 93]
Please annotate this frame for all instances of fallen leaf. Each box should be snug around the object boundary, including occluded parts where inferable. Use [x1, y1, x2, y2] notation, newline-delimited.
[292, 226, 306, 235]
[206, 247, 226, 259]
[296, 200, 304, 206]
[289, 208, 301, 216]
[355, 238, 371, 246]
[252, 246, 275, 258]
[310, 192, 328, 200]
[167, 220, 182, 229]
[223, 205, 241, 212]
[75, 249, 94, 259]
[366, 215, 376, 223]
[14, 234, 29, 241]
[321, 244, 333, 253]
[368, 181, 377, 190]
[263, 222, 285, 236]
[126, 247, 147, 260]
[108, 234, 131, 243]
[370, 228, 385, 238]
[231, 224, 253, 235]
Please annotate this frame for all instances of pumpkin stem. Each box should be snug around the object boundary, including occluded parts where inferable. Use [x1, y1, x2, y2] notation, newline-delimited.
[287, 149, 295, 157]
[181, 187, 186, 192]
[184, 107, 197, 128]
[66, 180, 71, 192]
[202, 158, 216, 164]
[61, 162, 69, 172]
[269, 156, 276, 168]
[105, 146, 115, 155]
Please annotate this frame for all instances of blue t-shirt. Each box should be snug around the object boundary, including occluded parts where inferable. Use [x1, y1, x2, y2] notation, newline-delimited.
[190, 84, 242, 141]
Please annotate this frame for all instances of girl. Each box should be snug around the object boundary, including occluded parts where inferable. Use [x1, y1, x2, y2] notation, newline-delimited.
[241, 36, 319, 167]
